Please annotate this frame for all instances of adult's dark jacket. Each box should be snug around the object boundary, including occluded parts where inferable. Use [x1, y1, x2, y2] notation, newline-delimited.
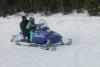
[20, 18, 29, 32]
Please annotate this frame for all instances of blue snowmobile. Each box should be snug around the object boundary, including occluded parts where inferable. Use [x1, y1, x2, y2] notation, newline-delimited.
[11, 20, 72, 50]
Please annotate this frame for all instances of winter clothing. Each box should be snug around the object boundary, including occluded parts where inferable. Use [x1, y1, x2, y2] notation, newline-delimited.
[30, 31, 34, 42]
[20, 16, 30, 42]
[26, 17, 36, 32]
[26, 17, 36, 42]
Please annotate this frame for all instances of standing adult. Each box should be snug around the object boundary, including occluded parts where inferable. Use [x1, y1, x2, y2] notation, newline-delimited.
[20, 16, 30, 42]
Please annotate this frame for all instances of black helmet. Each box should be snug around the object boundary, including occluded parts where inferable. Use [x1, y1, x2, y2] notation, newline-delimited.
[29, 17, 35, 22]
[29, 17, 35, 24]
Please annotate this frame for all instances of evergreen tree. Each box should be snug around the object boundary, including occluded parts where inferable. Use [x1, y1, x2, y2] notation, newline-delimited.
[0, 0, 99, 16]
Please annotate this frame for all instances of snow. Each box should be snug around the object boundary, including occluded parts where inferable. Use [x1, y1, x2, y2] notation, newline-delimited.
[0, 13, 100, 67]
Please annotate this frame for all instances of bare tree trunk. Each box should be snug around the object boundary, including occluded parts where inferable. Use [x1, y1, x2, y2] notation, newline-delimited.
[29, 0, 32, 10]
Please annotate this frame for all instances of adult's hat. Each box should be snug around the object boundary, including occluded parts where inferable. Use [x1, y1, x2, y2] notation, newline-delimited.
[22, 16, 26, 19]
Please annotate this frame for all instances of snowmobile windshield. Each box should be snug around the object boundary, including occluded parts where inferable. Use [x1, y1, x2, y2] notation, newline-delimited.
[39, 19, 48, 27]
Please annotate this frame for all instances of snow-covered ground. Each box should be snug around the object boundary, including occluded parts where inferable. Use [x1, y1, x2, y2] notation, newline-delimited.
[0, 13, 100, 67]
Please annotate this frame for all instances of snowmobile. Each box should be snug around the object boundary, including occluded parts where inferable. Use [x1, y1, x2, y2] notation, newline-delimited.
[11, 19, 72, 50]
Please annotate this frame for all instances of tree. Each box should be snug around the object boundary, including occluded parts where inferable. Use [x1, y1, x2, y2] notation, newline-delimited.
[85, 0, 100, 16]
[0, 0, 100, 16]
